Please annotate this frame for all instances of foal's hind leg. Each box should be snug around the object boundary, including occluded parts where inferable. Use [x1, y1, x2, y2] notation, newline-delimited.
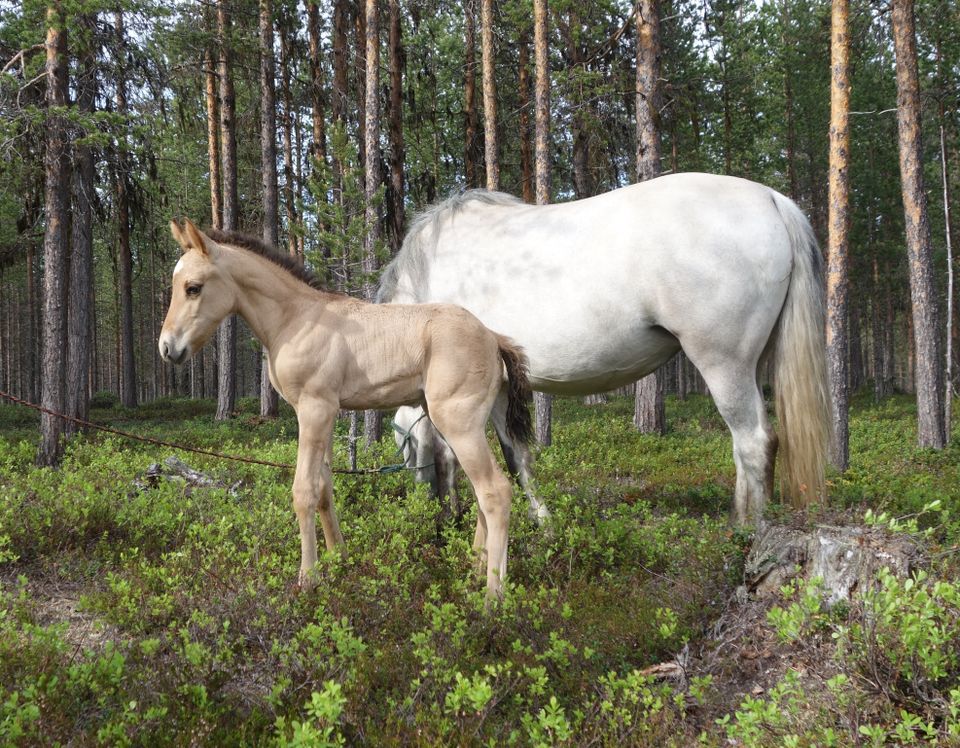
[490, 391, 550, 524]
[695, 364, 777, 525]
[429, 408, 514, 600]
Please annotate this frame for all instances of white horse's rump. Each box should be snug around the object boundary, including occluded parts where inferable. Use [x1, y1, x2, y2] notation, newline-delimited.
[379, 173, 830, 523]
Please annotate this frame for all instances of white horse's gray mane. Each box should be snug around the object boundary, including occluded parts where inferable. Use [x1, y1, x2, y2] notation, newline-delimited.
[377, 189, 524, 303]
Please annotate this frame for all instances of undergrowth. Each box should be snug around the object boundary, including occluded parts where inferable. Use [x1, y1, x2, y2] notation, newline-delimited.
[1, 391, 959, 745]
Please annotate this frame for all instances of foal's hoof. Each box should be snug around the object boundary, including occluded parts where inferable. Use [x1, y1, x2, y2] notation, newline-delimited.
[295, 570, 319, 593]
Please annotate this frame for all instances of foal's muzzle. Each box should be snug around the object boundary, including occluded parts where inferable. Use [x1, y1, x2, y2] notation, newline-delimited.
[158, 334, 189, 365]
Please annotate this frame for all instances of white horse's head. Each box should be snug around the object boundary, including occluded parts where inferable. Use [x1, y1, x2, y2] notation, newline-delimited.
[159, 219, 236, 365]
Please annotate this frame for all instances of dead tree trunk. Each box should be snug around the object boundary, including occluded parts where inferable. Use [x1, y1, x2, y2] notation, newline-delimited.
[826, 0, 851, 469]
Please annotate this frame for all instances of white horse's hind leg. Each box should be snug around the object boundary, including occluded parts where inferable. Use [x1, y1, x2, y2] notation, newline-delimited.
[696, 365, 777, 525]
[490, 392, 550, 523]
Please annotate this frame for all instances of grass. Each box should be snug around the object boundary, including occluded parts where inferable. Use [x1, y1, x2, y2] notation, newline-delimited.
[1, 391, 959, 745]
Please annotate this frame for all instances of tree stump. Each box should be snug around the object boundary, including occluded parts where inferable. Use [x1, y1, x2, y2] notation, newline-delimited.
[744, 521, 919, 606]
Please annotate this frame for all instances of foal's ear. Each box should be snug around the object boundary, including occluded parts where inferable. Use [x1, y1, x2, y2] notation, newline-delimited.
[182, 218, 215, 258]
[169, 219, 188, 251]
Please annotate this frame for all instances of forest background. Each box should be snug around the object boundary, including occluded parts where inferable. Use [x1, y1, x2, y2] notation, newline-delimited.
[1, 0, 958, 466]
[4, 1, 960, 744]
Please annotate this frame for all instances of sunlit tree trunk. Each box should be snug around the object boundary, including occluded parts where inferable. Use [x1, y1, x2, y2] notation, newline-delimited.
[481, 0, 499, 190]
[363, 0, 383, 444]
[634, 0, 665, 436]
[533, 0, 551, 445]
[891, 0, 946, 448]
[259, 0, 280, 417]
[38, 1, 70, 466]
[464, 0, 480, 188]
[826, 0, 851, 469]
[216, 0, 238, 421]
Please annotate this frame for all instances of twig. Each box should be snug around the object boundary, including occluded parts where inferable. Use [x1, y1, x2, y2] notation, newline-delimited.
[2, 44, 44, 75]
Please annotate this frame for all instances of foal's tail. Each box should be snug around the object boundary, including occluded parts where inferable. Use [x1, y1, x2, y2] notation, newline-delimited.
[496, 335, 534, 446]
[770, 192, 832, 507]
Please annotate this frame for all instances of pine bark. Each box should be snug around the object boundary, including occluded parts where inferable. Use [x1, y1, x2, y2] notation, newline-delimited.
[66, 15, 96, 430]
[518, 32, 534, 204]
[387, 0, 405, 252]
[216, 0, 238, 420]
[634, 0, 665, 435]
[279, 19, 298, 258]
[38, 2, 70, 466]
[533, 0, 551, 445]
[480, 0, 499, 190]
[259, 0, 280, 418]
[826, 0, 851, 469]
[464, 0, 480, 189]
[363, 0, 383, 444]
[115, 10, 137, 409]
[307, 1, 327, 169]
[204, 42, 222, 229]
[891, 0, 946, 448]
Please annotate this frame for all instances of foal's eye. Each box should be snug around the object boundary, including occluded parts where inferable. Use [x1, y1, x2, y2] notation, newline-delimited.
[186, 284, 203, 297]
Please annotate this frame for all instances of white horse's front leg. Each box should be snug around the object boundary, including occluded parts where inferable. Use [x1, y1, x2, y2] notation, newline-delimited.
[292, 401, 342, 589]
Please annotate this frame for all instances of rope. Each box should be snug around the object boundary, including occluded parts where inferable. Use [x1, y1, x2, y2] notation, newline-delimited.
[0, 390, 413, 476]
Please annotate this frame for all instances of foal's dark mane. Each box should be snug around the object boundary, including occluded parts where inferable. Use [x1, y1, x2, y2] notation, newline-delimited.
[206, 228, 331, 293]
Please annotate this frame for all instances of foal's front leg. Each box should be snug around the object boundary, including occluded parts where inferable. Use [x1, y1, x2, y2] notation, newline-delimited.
[293, 401, 343, 589]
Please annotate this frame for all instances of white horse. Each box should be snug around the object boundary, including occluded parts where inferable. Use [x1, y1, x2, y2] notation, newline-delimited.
[378, 173, 831, 524]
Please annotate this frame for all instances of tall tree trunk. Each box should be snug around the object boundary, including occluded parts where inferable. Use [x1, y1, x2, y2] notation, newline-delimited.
[279, 19, 298, 257]
[942, 120, 955, 438]
[518, 31, 534, 204]
[205, 43, 222, 229]
[355, 8, 367, 187]
[217, 0, 238, 421]
[464, 0, 480, 188]
[533, 0, 551, 445]
[66, 14, 96, 431]
[260, 0, 280, 418]
[891, 0, 946, 448]
[332, 0, 349, 199]
[307, 1, 328, 169]
[115, 10, 137, 409]
[480, 0, 499, 190]
[387, 0, 405, 252]
[826, 0, 851, 469]
[634, 0, 665, 435]
[38, 1, 70, 466]
[363, 0, 383, 444]
[937, 36, 955, 437]
[565, 11, 591, 199]
[781, 0, 798, 200]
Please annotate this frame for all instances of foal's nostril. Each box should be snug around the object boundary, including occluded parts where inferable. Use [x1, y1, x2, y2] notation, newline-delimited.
[160, 340, 169, 360]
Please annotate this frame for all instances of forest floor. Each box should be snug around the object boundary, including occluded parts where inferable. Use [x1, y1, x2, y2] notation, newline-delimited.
[2, 391, 960, 746]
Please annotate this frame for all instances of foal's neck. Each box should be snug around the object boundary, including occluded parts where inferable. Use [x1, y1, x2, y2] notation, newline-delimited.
[224, 247, 332, 351]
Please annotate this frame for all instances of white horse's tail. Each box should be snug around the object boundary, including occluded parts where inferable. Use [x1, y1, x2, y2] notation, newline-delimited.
[770, 192, 831, 507]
